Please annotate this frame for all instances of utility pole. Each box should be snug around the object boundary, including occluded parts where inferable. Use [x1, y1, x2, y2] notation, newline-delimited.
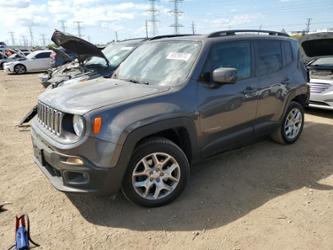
[115, 31, 118, 42]
[41, 34, 46, 47]
[305, 18, 312, 33]
[169, 0, 184, 34]
[145, 20, 149, 38]
[74, 21, 83, 38]
[59, 20, 66, 32]
[147, 0, 158, 37]
[29, 26, 34, 47]
[9, 32, 15, 46]
[191, 21, 196, 35]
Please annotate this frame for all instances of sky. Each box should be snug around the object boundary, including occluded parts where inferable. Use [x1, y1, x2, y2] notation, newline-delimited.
[0, 0, 332, 46]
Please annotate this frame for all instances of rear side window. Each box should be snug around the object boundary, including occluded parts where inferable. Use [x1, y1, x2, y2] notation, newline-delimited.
[203, 41, 252, 80]
[282, 41, 293, 66]
[256, 40, 282, 76]
[35, 52, 51, 59]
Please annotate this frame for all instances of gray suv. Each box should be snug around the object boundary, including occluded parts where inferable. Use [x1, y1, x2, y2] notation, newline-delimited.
[31, 30, 309, 207]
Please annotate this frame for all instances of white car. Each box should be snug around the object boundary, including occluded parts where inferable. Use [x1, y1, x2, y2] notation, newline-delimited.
[4, 50, 52, 74]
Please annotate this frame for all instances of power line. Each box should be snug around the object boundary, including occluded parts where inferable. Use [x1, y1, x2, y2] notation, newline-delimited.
[74, 21, 83, 38]
[147, 0, 159, 37]
[169, 0, 184, 34]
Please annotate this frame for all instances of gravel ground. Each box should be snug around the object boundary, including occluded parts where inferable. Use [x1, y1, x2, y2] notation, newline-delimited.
[0, 71, 332, 250]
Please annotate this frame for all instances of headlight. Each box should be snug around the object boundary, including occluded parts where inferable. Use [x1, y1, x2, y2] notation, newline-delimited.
[73, 115, 85, 137]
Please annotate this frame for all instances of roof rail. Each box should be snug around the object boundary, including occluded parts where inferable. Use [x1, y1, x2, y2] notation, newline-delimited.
[149, 34, 197, 40]
[208, 29, 289, 38]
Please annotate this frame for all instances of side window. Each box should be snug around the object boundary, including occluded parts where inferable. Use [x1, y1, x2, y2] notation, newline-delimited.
[35, 52, 51, 59]
[282, 41, 293, 66]
[256, 40, 282, 76]
[203, 41, 252, 80]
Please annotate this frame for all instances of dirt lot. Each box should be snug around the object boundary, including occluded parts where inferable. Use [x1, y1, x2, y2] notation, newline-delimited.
[0, 71, 332, 250]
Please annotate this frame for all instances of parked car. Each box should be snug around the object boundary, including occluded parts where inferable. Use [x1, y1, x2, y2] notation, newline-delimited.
[31, 30, 309, 207]
[4, 50, 52, 74]
[300, 32, 333, 110]
[39, 30, 143, 88]
[0, 51, 26, 69]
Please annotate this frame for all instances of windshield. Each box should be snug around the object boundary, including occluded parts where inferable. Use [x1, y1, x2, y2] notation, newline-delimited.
[312, 57, 333, 66]
[26, 52, 38, 59]
[116, 41, 201, 86]
[86, 43, 136, 68]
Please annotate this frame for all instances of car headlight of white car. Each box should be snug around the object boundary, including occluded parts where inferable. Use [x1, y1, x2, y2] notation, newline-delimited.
[73, 114, 85, 137]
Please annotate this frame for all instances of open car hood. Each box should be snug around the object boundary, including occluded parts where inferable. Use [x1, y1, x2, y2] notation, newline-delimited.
[300, 32, 333, 59]
[51, 30, 108, 65]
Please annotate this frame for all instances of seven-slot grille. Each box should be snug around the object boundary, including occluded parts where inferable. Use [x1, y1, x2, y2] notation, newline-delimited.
[37, 102, 63, 135]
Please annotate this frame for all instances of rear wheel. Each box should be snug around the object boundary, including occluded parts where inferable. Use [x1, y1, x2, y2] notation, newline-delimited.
[14, 64, 26, 74]
[122, 138, 190, 207]
[271, 101, 304, 144]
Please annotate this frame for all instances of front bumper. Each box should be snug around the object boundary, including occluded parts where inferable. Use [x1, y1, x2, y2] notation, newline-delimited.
[31, 123, 125, 195]
[4, 64, 14, 73]
[308, 79, 333, 110]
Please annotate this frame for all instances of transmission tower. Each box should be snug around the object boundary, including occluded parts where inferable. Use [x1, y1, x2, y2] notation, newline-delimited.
[41, 34, 46, 47]
[29, 26, 34, 47]
[147, 0, 159, 37]
[74, 21, 83, 38]
[9, 32, 15, 46]
[169, 0, 183, 34]
[191, 21, 196, 35]
[305, 18, 312, 33]
[59, 20, 66, 32]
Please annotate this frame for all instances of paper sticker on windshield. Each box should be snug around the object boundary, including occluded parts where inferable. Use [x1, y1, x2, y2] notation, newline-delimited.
[166, 52, 191, 61]
[120, 47, 134, 51]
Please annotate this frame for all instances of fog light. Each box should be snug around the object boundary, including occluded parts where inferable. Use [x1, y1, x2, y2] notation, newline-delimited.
[62, 157, 84, 165]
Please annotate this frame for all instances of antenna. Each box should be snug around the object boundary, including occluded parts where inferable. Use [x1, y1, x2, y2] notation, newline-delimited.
[169, 0, 183, 34]
[74, 21, 83, 38]
[147, 0, 159, 37]
[9, 32, 15, 46]
[59, 20, 66, 32]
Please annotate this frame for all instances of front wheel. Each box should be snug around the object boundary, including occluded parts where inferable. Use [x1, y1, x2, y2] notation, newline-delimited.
[14, 64, 26, 74]
[271, 101, 304, 144]
[122, 138, 190, 207]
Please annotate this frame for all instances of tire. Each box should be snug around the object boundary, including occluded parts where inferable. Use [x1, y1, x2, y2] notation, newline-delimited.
[122, 137, 190, 207]
[14, 64, 26, 74]
[0, 62, 4, 70]
[271, 101, 304, 144]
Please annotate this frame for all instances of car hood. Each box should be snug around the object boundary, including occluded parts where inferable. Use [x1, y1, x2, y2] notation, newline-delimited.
[38, 78, 170, 114]
[50, 47, 74, 62]
[51, 30, 108, 65]
[300, 32, 333, 59]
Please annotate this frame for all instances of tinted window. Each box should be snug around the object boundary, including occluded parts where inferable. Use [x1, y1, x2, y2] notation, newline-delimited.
[35, 52, 51, 59]
[203, 41, 252, 80]
[282, 41, 293, 66]
[256, 40, 282, 76]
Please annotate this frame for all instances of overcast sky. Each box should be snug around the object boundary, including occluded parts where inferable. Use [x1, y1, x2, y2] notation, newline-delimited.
[0, 0, 332, 45]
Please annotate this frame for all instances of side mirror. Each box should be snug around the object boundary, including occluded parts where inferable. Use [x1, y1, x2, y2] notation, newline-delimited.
[212, 67, 238, 84]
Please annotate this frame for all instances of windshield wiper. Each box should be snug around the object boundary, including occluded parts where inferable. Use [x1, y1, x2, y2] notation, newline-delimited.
[127, 79, 150, 85]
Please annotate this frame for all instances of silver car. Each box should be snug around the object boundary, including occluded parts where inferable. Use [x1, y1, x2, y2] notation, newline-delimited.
[301, 32, 333, 110]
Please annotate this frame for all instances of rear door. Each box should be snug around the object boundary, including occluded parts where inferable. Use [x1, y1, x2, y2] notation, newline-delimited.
[254, 39, 289, 135]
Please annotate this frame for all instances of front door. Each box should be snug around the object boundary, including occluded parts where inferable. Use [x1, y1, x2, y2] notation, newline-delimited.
[197, 40, 258, 157]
